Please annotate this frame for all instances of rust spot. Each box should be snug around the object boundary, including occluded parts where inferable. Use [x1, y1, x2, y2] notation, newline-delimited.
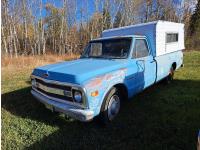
[86, 78, 102, 88]
[106, 74, 113, 80]
[119, 68, 127, 71]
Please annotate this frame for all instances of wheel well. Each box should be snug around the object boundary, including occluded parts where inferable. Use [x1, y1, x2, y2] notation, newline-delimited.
[172, 62, 177, 70]
[114, 84, 128, 101]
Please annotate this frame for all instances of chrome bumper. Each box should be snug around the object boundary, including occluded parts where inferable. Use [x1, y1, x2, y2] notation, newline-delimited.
[31, 90, 94, 122]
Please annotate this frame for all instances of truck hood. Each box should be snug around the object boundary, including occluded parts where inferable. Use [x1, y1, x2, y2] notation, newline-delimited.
[32, 58, 127, 85]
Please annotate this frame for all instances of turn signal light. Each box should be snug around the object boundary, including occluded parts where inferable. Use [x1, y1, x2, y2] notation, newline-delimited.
[91, 90, 99, 97]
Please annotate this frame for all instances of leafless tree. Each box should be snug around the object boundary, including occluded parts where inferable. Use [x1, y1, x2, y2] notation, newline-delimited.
[1, 0, 198, 57]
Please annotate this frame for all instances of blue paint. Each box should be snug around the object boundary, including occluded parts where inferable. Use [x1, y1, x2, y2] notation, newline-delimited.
[32, 59, 127, 84]
[31, 22, 184, 121]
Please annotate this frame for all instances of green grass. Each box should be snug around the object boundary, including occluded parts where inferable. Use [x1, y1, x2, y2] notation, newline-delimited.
[2, 51, 200, 150]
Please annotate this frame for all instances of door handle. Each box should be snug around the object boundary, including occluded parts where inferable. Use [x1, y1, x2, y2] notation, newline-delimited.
[150, 60, 155, 63]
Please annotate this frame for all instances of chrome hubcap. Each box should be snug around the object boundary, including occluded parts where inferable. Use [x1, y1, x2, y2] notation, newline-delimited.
[107, 95, 120, 120]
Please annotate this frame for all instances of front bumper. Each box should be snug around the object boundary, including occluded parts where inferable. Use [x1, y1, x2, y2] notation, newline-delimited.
[31, 90, 94, 122]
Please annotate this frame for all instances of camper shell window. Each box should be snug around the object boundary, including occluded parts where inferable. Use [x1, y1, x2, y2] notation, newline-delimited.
[166, 33, 178, 43]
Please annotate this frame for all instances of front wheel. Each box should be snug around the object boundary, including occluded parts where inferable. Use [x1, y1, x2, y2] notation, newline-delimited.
[99, 87, 121, 124]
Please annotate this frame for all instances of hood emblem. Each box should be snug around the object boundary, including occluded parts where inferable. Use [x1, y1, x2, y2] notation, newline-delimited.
[43, 73, 49, 78]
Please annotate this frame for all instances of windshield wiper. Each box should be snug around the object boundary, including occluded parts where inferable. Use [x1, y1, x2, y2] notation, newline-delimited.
[82, 55, 126, 59]
[88, 56, 103, 59]
[110, 56, 126, 59]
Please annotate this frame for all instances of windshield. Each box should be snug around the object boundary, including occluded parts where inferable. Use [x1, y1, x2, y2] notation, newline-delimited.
[81, 38, 132, 59]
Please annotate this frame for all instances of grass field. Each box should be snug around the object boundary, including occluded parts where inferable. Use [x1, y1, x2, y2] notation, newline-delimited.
[2, 51, 200, 149]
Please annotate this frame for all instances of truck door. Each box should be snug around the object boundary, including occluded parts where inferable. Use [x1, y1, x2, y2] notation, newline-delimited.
[132, 38, 156, 89]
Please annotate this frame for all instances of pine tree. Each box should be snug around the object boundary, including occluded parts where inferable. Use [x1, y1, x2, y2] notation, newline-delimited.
[103, 8, 111, 30]
[189, 0, 200, 35]
[187, 0, 200, 50]
[113, 11, 122, 28]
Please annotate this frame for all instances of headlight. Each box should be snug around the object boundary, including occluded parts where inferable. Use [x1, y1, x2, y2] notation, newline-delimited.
[31, 79, 37, 88]
[73, 91, 82, 103]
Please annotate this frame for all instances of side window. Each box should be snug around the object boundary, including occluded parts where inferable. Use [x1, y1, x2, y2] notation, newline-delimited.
[89, 43, 102, 56]
[132, 39, 149, 58]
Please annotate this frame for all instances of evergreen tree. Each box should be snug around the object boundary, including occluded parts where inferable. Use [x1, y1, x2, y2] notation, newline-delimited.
[113, 11, 125, 28]
[103, 8, 111, 30]
[189, 0, 200, 35]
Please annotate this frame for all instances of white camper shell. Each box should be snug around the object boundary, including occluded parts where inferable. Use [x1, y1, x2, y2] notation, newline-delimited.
[102, 20, 185, 57]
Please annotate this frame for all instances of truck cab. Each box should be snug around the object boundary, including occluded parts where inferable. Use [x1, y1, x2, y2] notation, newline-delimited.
[31, 21, 184, 123]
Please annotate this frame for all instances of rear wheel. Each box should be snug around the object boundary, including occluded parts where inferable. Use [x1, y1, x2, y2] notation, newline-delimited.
[99, 87, 121, 124]
[164, 66, 175, 84]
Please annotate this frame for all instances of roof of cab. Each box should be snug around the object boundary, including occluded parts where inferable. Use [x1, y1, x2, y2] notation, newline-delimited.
[91, 35, 145, 42]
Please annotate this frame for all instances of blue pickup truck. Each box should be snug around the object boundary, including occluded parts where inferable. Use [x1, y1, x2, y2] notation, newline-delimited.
[31, 21, 184, 123]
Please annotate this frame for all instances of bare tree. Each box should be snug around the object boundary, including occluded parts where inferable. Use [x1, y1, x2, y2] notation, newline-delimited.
[1, 0, 199, 57]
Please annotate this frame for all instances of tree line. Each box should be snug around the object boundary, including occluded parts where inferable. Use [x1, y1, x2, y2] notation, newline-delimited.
[1, 0, 200, 57]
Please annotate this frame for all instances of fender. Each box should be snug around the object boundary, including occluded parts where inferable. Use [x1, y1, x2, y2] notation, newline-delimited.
[83, 68, 127, 116]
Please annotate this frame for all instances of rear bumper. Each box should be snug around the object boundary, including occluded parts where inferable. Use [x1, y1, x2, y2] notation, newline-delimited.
[31, 90, 94, 122]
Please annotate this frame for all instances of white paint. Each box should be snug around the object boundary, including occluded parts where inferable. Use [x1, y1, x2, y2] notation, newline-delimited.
[156, 21, 185, 56]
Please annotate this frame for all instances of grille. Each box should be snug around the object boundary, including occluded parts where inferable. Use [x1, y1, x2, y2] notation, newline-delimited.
[35, 78, 74, 102]
[35, 78, 72, 91]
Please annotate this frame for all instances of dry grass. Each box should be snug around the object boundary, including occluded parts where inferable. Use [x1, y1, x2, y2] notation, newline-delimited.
[1, 54, 79, 93]
[1, 54, 79, 72]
